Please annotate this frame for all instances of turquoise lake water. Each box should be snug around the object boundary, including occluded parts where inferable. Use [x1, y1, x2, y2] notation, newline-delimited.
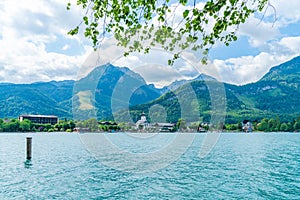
[0, 132, 299, 199]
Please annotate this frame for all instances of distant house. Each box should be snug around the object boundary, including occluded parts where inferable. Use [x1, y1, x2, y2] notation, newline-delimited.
[242, 120, 253, 132]
[18, 114, 58, 125]
[98, 121, 120, 132]
[157, 123, 175, 132]
[197, 122, 209, 132]
[136, 112, 149, 130]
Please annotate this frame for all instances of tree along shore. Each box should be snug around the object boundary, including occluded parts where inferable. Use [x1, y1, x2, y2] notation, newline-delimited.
[0, 116, 299, 133]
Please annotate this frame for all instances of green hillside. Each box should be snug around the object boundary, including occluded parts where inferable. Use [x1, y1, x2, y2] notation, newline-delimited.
[0, 81, 73, 118]
[116, 56, 300, 123]
[115, 80, 259, 124]
[72, 64, 162, 120]
[0, 64, 161, 119]
[228, 56, 300, 121]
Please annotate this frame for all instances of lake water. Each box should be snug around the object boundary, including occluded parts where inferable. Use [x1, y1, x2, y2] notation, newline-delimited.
[0, 132, 299, 199]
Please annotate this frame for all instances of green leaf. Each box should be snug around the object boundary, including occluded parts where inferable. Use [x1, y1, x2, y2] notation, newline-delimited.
[67, 26, 79, 35]
[67, 0, 268, 66]
[183, 10, 189, 19]
[67, 2, 71, 10]
[83, 16, 89, 25]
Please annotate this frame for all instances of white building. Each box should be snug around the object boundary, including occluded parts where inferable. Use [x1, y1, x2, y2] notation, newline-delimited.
[136, 112, 149, 130]
[242, 121, 253, 132]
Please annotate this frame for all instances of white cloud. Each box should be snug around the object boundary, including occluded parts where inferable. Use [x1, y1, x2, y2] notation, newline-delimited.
[204, 0, 300, 85]
[62, 44, 70, 51]
[237, 0, 300, 49]
[207, 52, 295, 85]
[267, 0, 300, 24]
[0, 0, 300, 87]
[277, 36, 300, 53]
[133, 64, 189, 88]
[0, 0, 90, 83]
[200, 35, 300, 85]
[0, 39, 87, 83]
[239, 16, 280, 48]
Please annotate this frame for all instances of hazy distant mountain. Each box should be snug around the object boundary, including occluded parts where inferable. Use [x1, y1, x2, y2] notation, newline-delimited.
[160, 73, 217, 93]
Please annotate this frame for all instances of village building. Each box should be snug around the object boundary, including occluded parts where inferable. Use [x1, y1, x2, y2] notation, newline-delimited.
[197, 122, 209, 132]
[136, 112, 149, 130]
[157, 123, 176, 132]
[18, 114, 58, 125]
[242, 120, 253, 132]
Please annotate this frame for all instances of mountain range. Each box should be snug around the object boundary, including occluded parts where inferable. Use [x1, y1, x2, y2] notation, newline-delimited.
[0, 56, 299, 123]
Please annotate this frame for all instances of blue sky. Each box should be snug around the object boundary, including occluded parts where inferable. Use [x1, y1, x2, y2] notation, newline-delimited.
[0, 0, 299, 86]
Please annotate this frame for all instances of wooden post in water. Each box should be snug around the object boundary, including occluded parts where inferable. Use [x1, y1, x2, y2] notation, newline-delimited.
[26, 137, 32, 160]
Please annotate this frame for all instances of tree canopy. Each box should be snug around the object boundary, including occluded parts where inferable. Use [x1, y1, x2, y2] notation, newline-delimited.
[68, 0, 270, 64]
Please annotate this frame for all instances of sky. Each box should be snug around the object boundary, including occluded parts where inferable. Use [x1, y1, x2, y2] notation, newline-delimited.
[0, 0, 300, 87]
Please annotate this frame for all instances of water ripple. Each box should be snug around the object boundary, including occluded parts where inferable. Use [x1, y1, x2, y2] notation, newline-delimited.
[0, 132, 299, 199]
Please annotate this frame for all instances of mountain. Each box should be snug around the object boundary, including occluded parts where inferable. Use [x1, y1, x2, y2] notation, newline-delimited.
[159, 74, 217, 93]
[0, 57, 299, 122]
[261, 56, 300, 83]
[0, 64, 161, 119]
[116, 56, 300, 123]
[227, 56, 300, 121]
[115, 80, 247, 123]
[0, 80, 74, 118]
[72, 63, 162, 120]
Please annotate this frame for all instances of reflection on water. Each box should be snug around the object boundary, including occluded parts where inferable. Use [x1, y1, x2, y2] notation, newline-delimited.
[0, 132, 299, 199]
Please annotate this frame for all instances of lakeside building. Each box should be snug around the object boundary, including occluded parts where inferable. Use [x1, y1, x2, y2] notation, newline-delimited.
[242, 120, 253, 132]
[136, 112, 149, 130]
[157, 123, 176, 132]
[197, 122, 209, 132]
[135, 112, 176, 132]
[18, 114, 58, 125]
